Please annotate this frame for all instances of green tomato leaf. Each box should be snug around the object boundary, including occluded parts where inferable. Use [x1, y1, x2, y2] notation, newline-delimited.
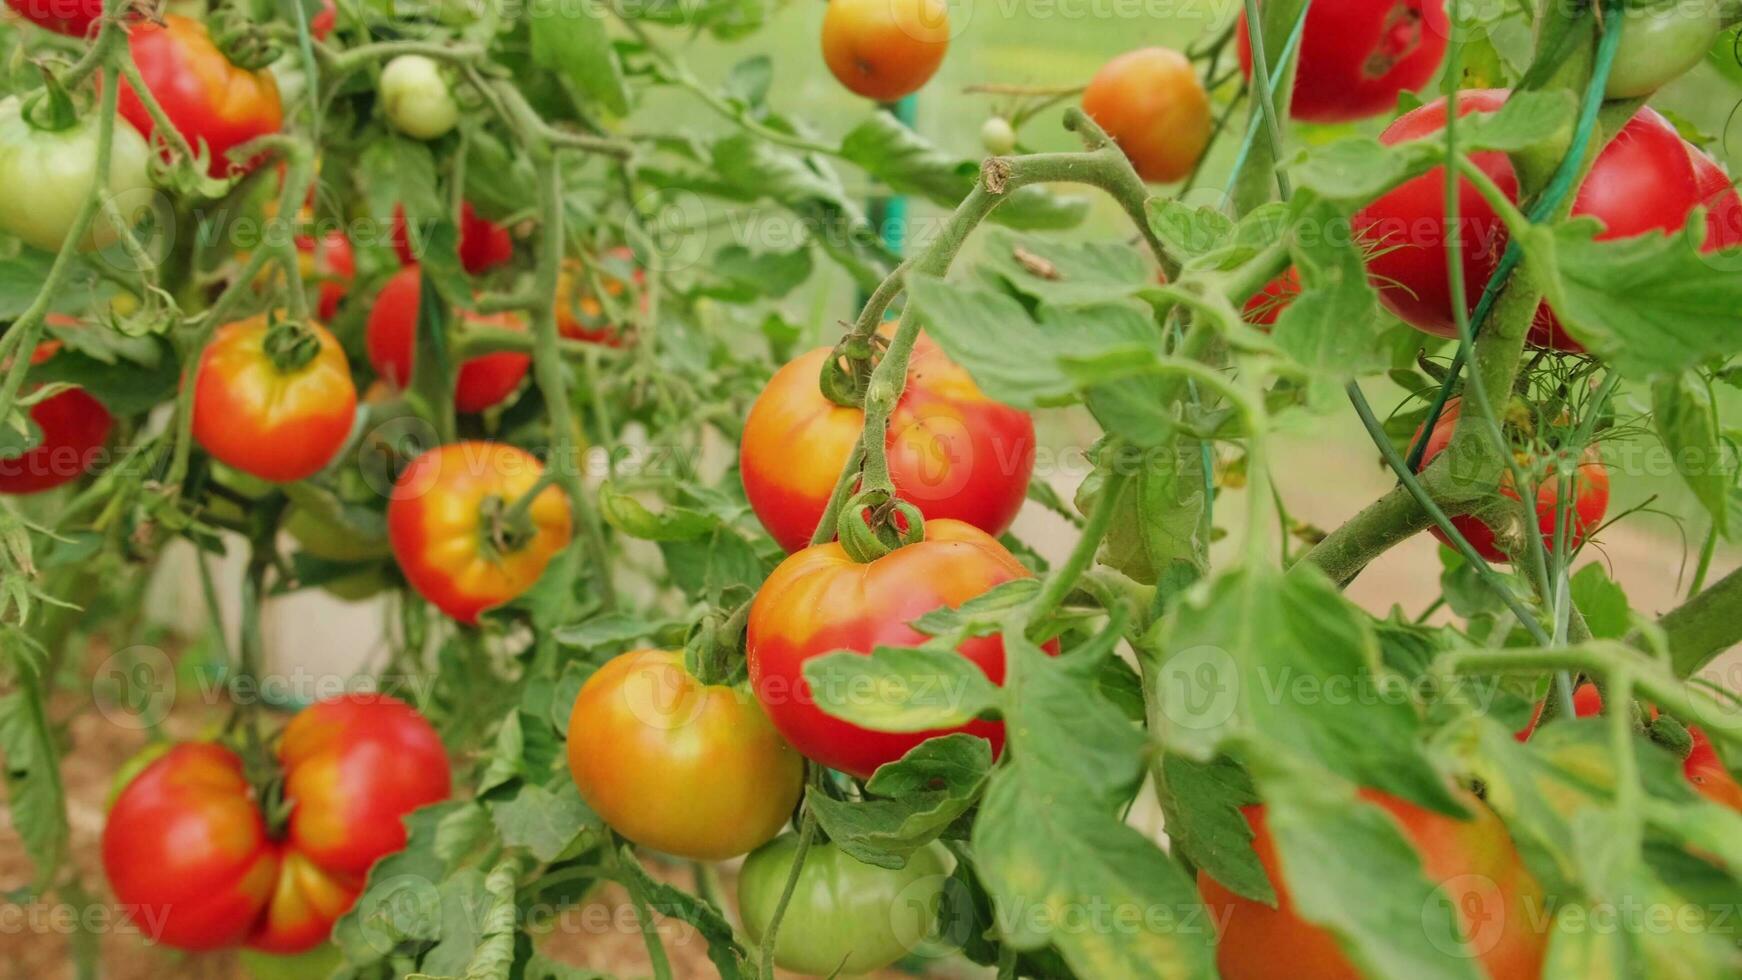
[1568, 564, 1633, 641]
[0, 679, 66, 892]
[1526, 218, 1742, 376]
[614, 846, 748, 979]
[1076, 438, 1210, 589]
[488, 779, 602, 863]
[28, 334, 178, 416]
[331, 802, 461, 964]
[808, 734, 992, 869]
[1156, 753, 1273, 904]
[598, 482, 718, 541]
[1147, 197, 1236, 263]
[976, 227, 1152, 306]
[698, 243, 813, 300]
[802, 644, 1003, 732]
[528, 0, 629, 116]
[1271, 197, 1387, 378]
[1652, 371, 1732, 537]
[1147, 565, 1463, 814]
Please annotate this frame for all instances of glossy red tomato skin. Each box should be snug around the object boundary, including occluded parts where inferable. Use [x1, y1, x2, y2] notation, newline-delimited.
[1236, 0, 1450, 123]
[297, 231, 355, 322]
[365, 265, 530, 413]
[741, 335, 1034, 553]
[118, 16, 283, 178]
[1353, 90, 1518, 338]
[746, 519, 1048, 778]
[310, 0, 336, 40]
[0, 341, 111, 493]
[5, 0, 103, 36]
[103, 696, 448, 954]
[391, 202, 513, 275]
[1689, 144, 1742, 252]
[102, 743, 283, 951]
[1415, 399, 1609, 564]
[1357, 94, 1702, 346]
[1528, 108, 1702, 350]
[387, 441, 573, 624]
[192, 315, 358, 483]
[1199, 790, 1548, 980]
[275, 694, 452, 878]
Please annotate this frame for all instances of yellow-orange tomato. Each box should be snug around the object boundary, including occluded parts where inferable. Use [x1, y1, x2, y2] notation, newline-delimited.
[192, 315, 357, 483]
[740, 335, 1034, 553]
[1081, 47, 1211, 183]
[821, 0, 950, 101]
[566, 650, 804, 860]
[386, 442, 572, 624]
[1198, 790, 1548, 980]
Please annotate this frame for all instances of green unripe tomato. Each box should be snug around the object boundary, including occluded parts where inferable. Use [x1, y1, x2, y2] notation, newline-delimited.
[380, 55, 459, 140]
[980, 116, 1017, 156]
[738, 836, 955, 976]
[1607, 0, 1724, 99]
[0, 96, 153, 254]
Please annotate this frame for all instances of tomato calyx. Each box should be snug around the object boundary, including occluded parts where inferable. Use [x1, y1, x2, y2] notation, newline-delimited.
[208, 10, 282, 71]
[262, 316, 325, 374]
[836, 488, 926, 563]
[478, 492, 539, 558]
[21, 65, 81, 133]
[818, 332, 884, 408]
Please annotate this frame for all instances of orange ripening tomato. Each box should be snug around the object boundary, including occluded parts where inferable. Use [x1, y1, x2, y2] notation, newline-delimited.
[746, 519, 1047, 778]
[1081, 47, 1211, 183]
[387, 441, 572, 624]
[740, 335, 1034, 553]
[1517, 683, 1742, 811]
[1415, 399, 1609, 564]
[566, 650, 804, 860]
[821, 0, 949, 101]
[192, 314, 357, 483]
[555, 252, 640, 346]
[365, 265, 530, 413]
[1199, 790, 1548, 980]
[102, 694, 449, 953]
[118, 15, 283, 178]
[0, 337, 112, 494]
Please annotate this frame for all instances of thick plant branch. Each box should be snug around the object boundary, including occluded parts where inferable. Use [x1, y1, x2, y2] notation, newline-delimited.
[1661, 566, 1742, 678]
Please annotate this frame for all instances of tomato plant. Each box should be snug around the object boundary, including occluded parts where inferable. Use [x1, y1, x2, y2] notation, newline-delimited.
[565, 649, 804, 859]
[739, 835, 954, 976]
[1415, 398, 1609, 564]
[0, 94, 152, 254]
[7, 2, 1742, 978]
[1237, 0, 1450, 123]
[387, 441, 572, 624]
[740, 335, 1034, 552]
[191, 314, 358, 483]
[1081, 47, 1211, 183]
[118, 15, 283, 177]
[102, 694, 449, 953]
[820, 0, 949, 101]
[1198, 790, 1548, 980]
[365, 265, 530, 413]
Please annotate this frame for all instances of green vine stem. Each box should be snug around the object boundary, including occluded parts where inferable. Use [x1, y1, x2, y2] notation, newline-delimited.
[1660, 566, 1742, 678]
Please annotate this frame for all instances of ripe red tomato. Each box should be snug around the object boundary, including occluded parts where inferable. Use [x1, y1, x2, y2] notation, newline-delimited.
[0, 339, 112, 494]
[1518, 683, 1742, 811]
[1081, 47, 1211, 183]
[387, 441, 573, 624]
[192, 314, 357, 483]
[365, 265, 530, 414]
[740, 335, 1034, 553]
[309, 0, 336, 41]
[820, 0, 949, 101]
[1236, 0, 1450, 124]
[1414, 398, 1609, 564]
[1198, 789, 1548, 980]
[5, 0, 104, 36]
[565, 649, 804, 860]
[297, 231, 355, 322]
[555, 252, 640, 346]
[1356, 93, 1701, 346]
[1242, 269, 1302, 327]
[391, 202, 513, 275]
[745, 519, 1044, 778]
[1688, 144, 1742, 252]
[119, 15, 283, 178]
[102, 694, 449, 953]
